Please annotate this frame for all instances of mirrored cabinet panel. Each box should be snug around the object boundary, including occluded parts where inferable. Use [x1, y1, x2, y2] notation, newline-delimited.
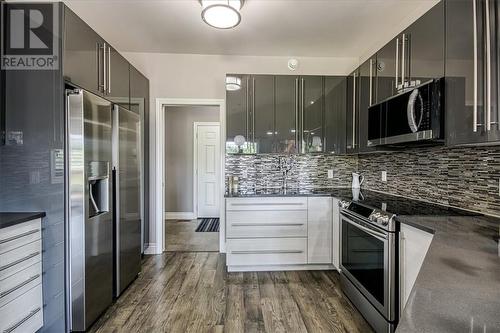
[226, 74, 254, 154]
[324, 77, 347, 154]
[253, 75, 275, 153]
[300, 76, 325, 153]
[275, 75, 299, 153]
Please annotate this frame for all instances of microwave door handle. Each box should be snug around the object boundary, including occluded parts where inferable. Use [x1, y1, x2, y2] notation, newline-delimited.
[343, 216, 387, 241]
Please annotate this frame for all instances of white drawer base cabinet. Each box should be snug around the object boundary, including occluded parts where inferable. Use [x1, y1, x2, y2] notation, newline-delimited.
[0, 218, 43, 333]
[226, 197, 338, 272]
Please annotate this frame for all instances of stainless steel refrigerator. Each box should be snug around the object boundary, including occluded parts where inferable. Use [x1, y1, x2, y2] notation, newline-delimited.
[112, 105, 142, 297]
[66, 89, 113, 331]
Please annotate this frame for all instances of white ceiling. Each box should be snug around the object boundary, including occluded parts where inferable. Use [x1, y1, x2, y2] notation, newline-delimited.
[63, 0, 438, 58]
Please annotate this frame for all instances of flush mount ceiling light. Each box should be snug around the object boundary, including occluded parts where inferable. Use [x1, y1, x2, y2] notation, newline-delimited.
[226, 76, 242, 91]
[201, 0, 243, 29]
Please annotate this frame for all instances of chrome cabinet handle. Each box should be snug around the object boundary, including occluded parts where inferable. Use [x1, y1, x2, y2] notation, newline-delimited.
[485, 0, 491, 131]
[369, 58, 373, 106]
[0, 229, 39, 244]
[231, 250, 303, 255]
[96, 42, 101, 91]
[3, 307, 41, 333]
[0, 251, 40, 271]
[102, 43, 107, 93]
[301, 78, 305, 153]
[230, 202, 305, 206]
[252, 77, 256, 146]
[246, 76, 250, 143]
[401, 33, 406, 88]
[352, 72, 357, 147]
[295, 77, 299, 151]
[107, 45, 111, 94]
[0, 274, 40, 298]
[473, 0, 479, 132]
[395, 37, 399, 89]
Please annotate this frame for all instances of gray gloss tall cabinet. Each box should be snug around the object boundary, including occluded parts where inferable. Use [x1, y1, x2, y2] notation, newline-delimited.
[346, 70, 359, 154]
[300, 76, 325, 153]
[358, 56, 378, 153]
[446, 0, 500, 145]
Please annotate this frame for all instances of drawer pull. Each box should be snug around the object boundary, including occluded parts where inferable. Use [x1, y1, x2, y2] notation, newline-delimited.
[232, 223, 304, 227]
[231, 250, 303, 255]
[3, 307, 41, 333]
[230, 203, 305, 207]
[0, 252, 40, 271]
[0, 229, 40, 244]
[0, 274, 40, 298]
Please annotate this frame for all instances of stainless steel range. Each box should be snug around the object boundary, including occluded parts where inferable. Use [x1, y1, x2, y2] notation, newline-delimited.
[339, 198, 398, 333]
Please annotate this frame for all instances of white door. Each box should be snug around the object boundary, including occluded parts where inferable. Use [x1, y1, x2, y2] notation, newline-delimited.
[196, 124, 220, 218]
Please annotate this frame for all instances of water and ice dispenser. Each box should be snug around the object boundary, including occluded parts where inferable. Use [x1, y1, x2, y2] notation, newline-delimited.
[88, 161, 110, 218]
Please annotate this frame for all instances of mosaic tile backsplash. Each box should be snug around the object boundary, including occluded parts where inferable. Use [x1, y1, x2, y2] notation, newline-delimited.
[226, 146, 500, 217]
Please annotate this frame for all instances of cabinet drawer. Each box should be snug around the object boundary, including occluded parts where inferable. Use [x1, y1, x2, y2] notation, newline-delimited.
[0, 284, 43, 333]
[0, 262, 42, 307]
[0, 219, 41, 255]
[226, 197, 307, 211]
[0, 240, 42, 280]
[226, 210, 307, 238]
[227, 238, 307, 266]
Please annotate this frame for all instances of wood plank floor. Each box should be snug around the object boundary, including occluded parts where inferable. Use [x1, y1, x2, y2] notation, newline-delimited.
[89, 253, 373, 333]
[165, 219, 219, 252]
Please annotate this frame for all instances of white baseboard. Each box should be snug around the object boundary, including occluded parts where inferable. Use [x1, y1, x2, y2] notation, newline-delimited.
[144, 243, 160, 255]
[227, 264, 338, 272]
[165, 212, 196, 220]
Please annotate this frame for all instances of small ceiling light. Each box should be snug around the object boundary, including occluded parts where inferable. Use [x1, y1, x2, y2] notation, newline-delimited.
[201, 0, 243, 29]
[226, 76, 242, 91]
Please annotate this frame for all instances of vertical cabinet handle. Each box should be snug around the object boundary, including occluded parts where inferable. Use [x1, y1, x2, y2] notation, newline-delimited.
[107, 45, 111, 94]
[295, 78, 299, 152]
[301, 78, 305, 153]
[352, 73, 356, 148]
[369, 58, 373, 106]
[96, 43, 101, 91]
[473, 0, 479, 132]
[485, 0, 491, 131]
[246, 76, 250, 145]
[252, 77, 256, 146]
[401, 33, 406, 89]
[103, 43, 107, 93]
[395, 37, 399, 90]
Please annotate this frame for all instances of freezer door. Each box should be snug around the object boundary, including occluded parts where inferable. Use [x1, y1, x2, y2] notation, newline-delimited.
[113, 105, 142, 297]
[67, 89, 113, 331]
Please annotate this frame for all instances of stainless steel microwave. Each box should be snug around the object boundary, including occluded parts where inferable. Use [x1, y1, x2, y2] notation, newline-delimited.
[368, 78, 444, 147]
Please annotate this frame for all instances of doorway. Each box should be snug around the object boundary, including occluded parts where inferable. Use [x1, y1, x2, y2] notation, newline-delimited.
[163, 105, 221, 252]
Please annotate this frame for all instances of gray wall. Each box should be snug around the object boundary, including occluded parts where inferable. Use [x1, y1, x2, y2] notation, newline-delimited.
[165, 105, 219, 213]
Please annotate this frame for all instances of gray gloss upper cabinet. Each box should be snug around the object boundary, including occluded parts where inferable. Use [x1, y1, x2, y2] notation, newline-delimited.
[346, 70, 359, 154]
[376, 38, 398, 103]
[324, 77, 346, 154]
[446, 0, 493, 146]
[63, 6, 104, 96]
[275, 76, 299, 153]
[358, 57, 378, 153]
[300, 76, 325, 153]
[107, 47, 130, 109]
[252, 75, 275, 154]
[226, 75, 251, 150]
[404, 1, 445, 85]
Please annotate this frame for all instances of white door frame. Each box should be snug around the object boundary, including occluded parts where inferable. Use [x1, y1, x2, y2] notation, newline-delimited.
[193, 122, 221, 219]
[151, 98, 225, 254]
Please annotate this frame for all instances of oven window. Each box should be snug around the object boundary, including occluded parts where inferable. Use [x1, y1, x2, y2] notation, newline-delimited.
[342, 219, 385, 306]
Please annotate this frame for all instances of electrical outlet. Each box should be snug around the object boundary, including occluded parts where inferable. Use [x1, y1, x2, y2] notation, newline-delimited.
[327, 169, 334, 179]
[381, 171, 387, 182]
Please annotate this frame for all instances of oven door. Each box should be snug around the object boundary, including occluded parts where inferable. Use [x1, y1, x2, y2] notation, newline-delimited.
[340, 211, 396, 321]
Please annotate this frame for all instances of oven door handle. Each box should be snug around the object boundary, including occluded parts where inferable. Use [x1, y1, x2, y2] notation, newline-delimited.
[342, 215, 387, 241]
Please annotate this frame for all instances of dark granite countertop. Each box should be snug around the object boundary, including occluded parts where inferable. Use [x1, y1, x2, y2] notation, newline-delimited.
[395, 213, 500, 332]
[0, 212, 46, 229]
